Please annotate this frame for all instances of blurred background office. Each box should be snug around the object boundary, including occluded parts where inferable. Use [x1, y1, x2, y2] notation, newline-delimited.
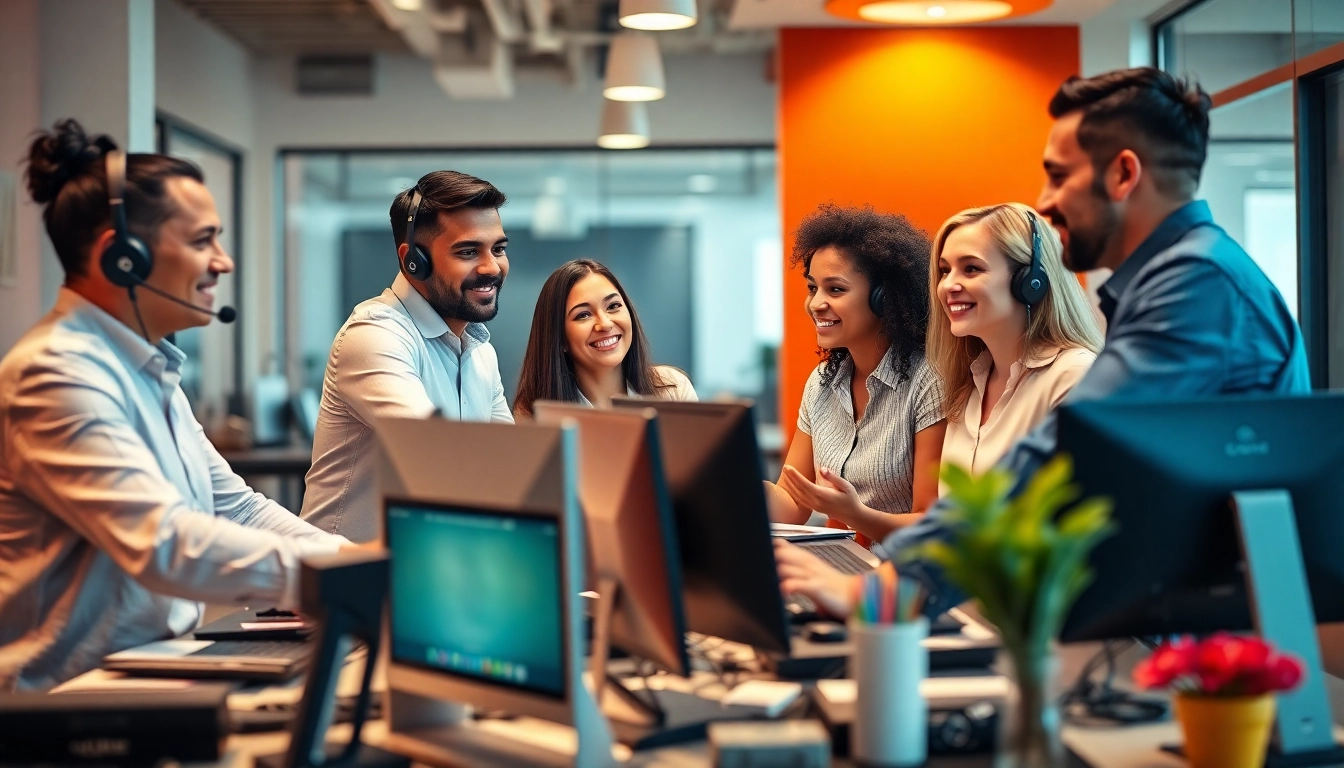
[1, 0, 1341, 501]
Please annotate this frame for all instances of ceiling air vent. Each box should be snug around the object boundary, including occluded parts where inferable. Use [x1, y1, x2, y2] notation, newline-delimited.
[296, 55, 375, 96]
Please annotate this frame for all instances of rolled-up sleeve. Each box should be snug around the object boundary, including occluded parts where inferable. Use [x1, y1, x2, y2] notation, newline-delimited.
[6, 356, 337, 609]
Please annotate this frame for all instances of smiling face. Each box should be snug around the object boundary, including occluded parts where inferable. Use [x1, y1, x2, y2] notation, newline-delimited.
[805, 245, 881, 351]
[563, 272, 633, 377]
[1037, 111, 1122, 273]
[140, 176, 233, 337]
[413, 206, 509, 325]
[936, 219, 1027, 343]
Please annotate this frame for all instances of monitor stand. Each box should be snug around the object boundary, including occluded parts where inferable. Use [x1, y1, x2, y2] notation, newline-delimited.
[1163, 490, 1344, 767]
[383, 683, 619, 768]
[589, 577, 758, 750]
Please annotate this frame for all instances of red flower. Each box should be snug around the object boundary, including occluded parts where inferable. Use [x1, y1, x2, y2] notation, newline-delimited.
[1132, 634, 1305, 697]
[1134, 638, 1197, 689]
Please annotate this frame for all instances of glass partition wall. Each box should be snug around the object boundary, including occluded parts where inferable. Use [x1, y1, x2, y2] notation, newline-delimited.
[281, 148, 784, 423]
[1158, 0, 1344, 388]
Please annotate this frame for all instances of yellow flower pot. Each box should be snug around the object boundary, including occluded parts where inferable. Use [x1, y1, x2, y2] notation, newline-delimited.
[1174, 693, 1276, 768]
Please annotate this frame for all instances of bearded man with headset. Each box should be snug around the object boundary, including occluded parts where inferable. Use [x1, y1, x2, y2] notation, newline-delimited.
[299, 171, 514, 543]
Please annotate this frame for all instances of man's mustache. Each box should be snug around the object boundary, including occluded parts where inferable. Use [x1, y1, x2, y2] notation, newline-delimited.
[461, 274, 503, 291]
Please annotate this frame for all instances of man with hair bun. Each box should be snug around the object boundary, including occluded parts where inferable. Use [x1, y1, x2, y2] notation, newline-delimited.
[778, 67, 1311, 618]
[0, 119, 355, 690]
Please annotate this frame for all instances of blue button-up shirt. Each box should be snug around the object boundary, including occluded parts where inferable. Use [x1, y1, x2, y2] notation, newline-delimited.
[0, 289, 344, 690]
[884, 201, 1312, 614]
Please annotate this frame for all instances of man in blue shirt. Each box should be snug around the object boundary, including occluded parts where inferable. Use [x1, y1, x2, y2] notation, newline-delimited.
[778, 68, 1311, 615]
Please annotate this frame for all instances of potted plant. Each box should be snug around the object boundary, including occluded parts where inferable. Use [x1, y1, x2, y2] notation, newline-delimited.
[906, 456, 1115, 768]
[1133, 633, 1304, 768]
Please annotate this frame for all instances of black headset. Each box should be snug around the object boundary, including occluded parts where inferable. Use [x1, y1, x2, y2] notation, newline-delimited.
[402, 187, 433, 281]
[868, 284, 886, 316]
[1010, 209, 1050, 307]
[100, 150, 154, 288]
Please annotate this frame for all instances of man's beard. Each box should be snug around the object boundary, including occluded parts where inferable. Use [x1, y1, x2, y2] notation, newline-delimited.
[1057, 180, 1119, 273]
[424, 273, 503, 323]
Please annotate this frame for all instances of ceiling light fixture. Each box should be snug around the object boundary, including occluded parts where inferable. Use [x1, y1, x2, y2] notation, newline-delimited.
[618, 0, 697, 31]
[603, 34, 666, 102]
[391, 0, 422, 11]
[825, 0, 1050, 25]
[598, 101, 650, 150]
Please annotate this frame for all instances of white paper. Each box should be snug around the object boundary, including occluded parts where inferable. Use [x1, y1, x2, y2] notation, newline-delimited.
[815, 675, 1010, 706]
[104, 639, 212, 659]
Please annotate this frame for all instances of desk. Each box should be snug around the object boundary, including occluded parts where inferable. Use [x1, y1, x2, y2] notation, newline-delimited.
[213, 641, 1344, 767]
[221, 446, 312, 510]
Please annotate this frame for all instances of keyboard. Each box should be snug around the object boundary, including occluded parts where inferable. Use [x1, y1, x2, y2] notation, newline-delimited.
[190, 641, 311, 661]
[802, 542, 875, 574]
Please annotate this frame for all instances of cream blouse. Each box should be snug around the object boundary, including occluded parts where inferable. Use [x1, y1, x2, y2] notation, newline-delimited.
[940, 346, 1096, 489]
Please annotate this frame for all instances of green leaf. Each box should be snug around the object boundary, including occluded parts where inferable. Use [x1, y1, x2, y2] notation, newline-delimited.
[923, 457, 1116, 653]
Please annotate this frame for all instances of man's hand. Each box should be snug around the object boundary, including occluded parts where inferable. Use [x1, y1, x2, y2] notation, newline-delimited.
[778, 465, 863, 525]
[774, 539, 859, 619]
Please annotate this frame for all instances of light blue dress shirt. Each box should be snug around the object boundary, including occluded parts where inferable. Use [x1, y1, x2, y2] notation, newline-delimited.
[0, 289, 343, 690]
[301, 274, 513, 543]
[885, 201, 1313, 615]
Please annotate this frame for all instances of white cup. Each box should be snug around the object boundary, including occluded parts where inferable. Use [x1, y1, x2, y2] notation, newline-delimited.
[850, 616, 930, 767]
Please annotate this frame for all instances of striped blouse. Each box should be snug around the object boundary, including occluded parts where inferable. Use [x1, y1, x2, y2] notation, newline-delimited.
[797, 348, 944, 520]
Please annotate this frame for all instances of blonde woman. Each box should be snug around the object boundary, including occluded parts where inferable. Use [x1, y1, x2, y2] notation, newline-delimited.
[929, 203, 1103, 480]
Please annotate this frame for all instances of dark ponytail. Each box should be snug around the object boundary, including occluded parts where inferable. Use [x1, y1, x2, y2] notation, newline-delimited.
[23, 119, 204, 279]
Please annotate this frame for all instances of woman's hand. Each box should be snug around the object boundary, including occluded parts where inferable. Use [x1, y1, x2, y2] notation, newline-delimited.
[778, 465, 863, 525]
[774, 539, 859, 619]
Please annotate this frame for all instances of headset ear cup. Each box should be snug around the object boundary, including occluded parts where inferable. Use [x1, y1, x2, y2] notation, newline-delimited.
[1012, 264, 1050, 306]
[100, 234, 152, 288]
[403, 244, 433, 281]
[868, 285, 885, 316]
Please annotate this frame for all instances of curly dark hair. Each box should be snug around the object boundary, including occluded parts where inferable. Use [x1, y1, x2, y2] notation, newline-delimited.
[790, 204, 931, 387]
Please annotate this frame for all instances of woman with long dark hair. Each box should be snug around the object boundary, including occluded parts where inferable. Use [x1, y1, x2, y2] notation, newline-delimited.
[514, 259, 695, 418]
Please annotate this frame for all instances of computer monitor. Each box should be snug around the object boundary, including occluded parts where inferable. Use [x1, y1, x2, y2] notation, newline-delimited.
[375, 418, 615, 766]
[531, 403, 689, 677]
[611, 398, 790, 655]
[1057, 393, 1344, 764]
[386, 499, 567, 703]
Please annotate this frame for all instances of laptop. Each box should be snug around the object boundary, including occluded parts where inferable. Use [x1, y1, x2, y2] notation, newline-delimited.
[103, 638, 312, 682]
[193, 609, 311, 642]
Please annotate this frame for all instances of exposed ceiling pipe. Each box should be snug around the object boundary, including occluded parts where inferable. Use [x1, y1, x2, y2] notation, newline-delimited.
[521, 0, 565, 54]
[478, 0, 526, 43]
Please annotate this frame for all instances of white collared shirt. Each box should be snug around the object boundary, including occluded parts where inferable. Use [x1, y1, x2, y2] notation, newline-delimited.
[0, 289, 343, 690]
[939, 346, 1096, 489]
[301, 274, 513, 542]
[573, 366, 699, 407]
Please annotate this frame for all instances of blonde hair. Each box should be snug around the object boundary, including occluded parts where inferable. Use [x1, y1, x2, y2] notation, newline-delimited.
[926, 203, 1103, 423]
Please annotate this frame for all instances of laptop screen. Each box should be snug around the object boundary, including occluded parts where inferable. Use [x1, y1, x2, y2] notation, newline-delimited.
[385, 500, 566, 699]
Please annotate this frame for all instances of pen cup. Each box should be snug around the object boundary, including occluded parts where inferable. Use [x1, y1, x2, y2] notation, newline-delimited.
[850, 616, 929, 767]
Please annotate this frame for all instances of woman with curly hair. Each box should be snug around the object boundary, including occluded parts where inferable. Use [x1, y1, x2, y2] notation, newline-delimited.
[764, 204, 945, 544]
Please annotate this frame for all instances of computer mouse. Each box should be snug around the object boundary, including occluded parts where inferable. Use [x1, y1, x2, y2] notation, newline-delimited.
[803, 621, 847, 643]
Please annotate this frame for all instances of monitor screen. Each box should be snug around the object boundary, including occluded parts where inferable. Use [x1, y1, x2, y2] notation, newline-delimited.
[386, 500, 567, 698]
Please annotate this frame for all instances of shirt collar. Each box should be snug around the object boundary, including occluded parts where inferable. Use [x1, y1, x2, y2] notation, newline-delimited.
[389, 273, 491, 347]
[1021, 345, 1063, 369]
[56, 287, 185, 377]
[825, 347, 902, 391]
[1098, 200, 1213, 313]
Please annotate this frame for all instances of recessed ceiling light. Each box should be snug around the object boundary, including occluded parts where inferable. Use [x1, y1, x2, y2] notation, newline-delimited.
[826, 0, 1050, 25]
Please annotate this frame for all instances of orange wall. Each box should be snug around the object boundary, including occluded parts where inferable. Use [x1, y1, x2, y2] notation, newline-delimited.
[778, 26, 1080, 440]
